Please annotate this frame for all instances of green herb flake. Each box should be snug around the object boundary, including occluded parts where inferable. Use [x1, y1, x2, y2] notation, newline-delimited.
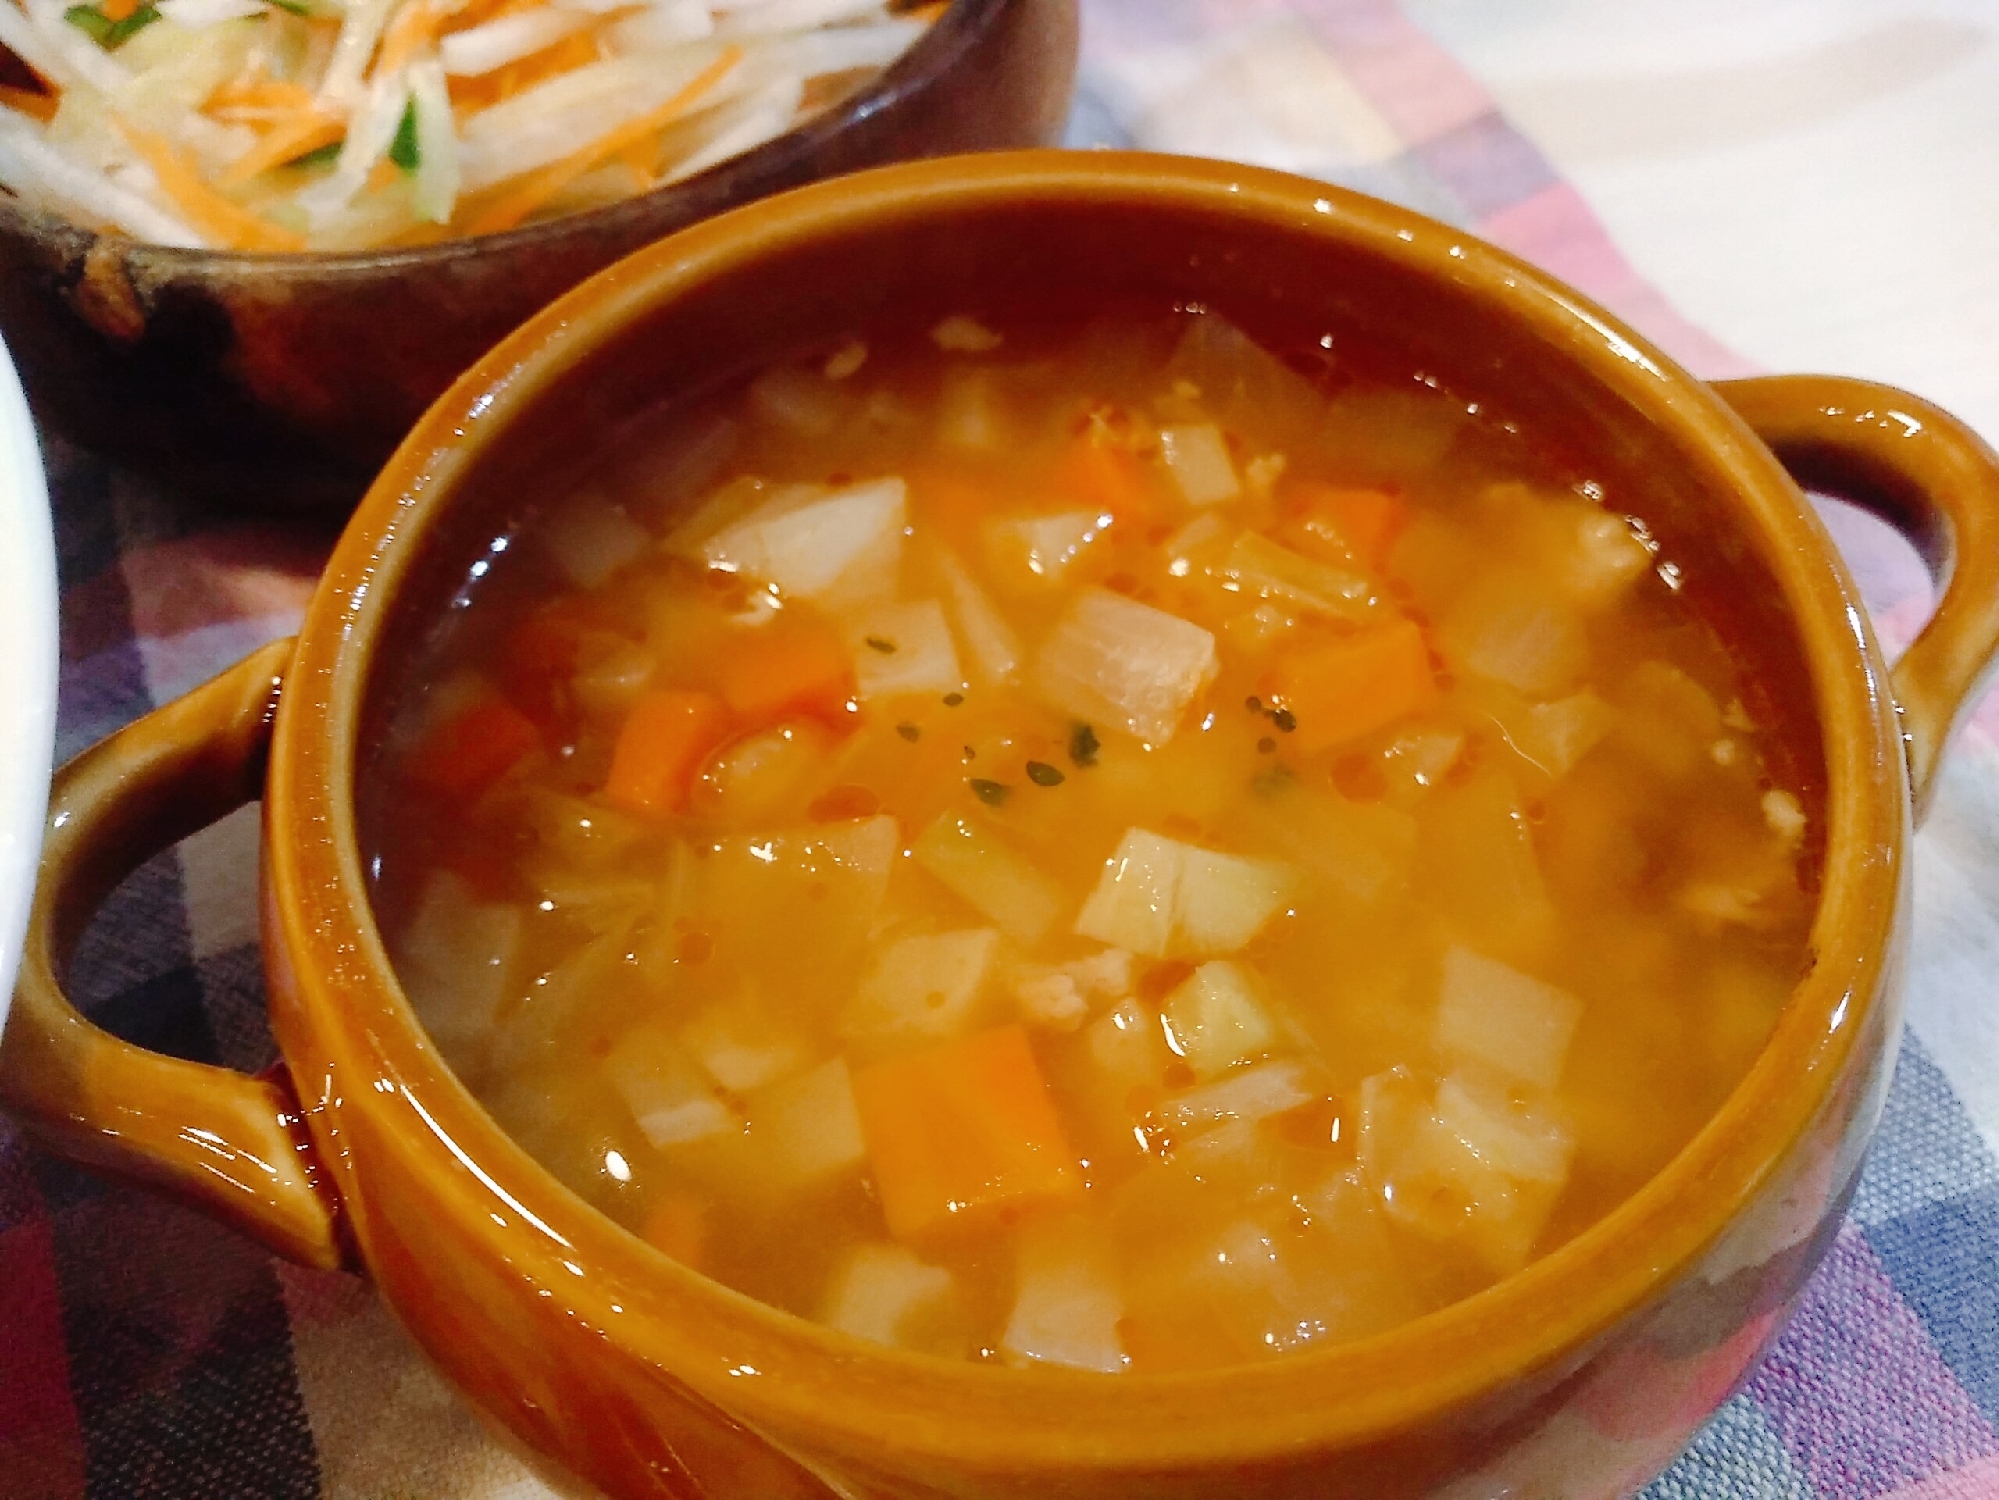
[1068, 722, 1099, 768]
[65, 1, 159, 49]
[1025, 760, 1065, 787]
[1244, 695, 1263, 714]
[864, 635, 897, 654]
[265, 0, 311, 13]
[895, 722, 921, 743]
[1257, 736, 1277, 754]
[388, 98, 420, 172]
[284, 140, 343, 170]
[969, 778, 1010, 807]
[1271, 706, 1297, 733]
[1251, 764, 1296, 797]
[942, 691, 964, 707]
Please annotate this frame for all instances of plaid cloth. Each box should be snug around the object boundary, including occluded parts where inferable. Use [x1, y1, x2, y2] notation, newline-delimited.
[5, 1, 1999, 1494]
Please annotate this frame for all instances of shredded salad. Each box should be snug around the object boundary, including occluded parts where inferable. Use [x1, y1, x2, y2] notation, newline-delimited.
[0, 0, 937, 251]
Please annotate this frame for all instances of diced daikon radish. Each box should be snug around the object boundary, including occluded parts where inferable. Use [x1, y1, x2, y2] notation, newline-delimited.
[983, 510, 1106, 588]
[747, 365, 843, 434]
[1561, 510, 1652, 607]
[700, 477, 906, 606]
[847, 928, 1001, 1043]
[1035, 589, 1218, 745]
[931, 314, 1003, 353]
[1441, 578, 1587, 696]
[937, 369, 997, 450]
[1241, 785, 1417, 907]
[1161, 961, 1279, 1080]
[1158, 423, 1240, 506]
[911, 813, 1065, 948]
[1435, 947, 1582, 1091]
[821, 1242, 962, 1353]
[568, 643, 655, 720]
[1502, 690, 1614, 779]
[393, 872, 522, 1056]
[1075, 828, 1293, 958]
[1215, 532, 1376, 621]
[1001, 1218, 1129, 1372]
[1416, 771, 1552, 945]
[440, 6, 591, 77]
[746, 1058, 866, 1185]
[682, 1005, 807, 1094]
[1174, 845, 1295, 955]
[1086, 998, 1172, 1094]
[606, 1025, 738, 1147]
[850, 600, 966, 699]
[1434, 1073, 1574, 1185]
[936, 548, 1022, 684]
[693, 722, 835, 827]
[1615, 661, 1724, 779]
[1073, 827, 1179, 957]
[1158, 1060, 1315, 1136]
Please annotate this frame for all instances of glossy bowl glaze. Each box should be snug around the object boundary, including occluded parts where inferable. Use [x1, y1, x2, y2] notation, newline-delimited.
[0, 0, 1077, 512]
[6, 153, 1999, 1499]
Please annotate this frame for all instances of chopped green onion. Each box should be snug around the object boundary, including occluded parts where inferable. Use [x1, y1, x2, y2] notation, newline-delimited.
[942, 691, 964, 707]
[284, 140, 343, 170]
[1271, 706, 1297, 733]
[64, 2, 159, 49]
[895, 722, 921, 743]
[265, 0, 311, 13]
[969, 778, 1009, 807]
[388, 98, 420, 173]
[1068, 722, 1099, 768]
[1025, 761, 1065, 787]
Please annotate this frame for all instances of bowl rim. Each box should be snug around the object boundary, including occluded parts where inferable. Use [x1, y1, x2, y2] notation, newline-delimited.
[0, 0, 998, 275]
[268, 149, 1906, 1470]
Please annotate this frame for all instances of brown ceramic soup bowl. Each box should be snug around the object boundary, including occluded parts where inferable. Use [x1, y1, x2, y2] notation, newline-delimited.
[6, 152, 1999, 1499]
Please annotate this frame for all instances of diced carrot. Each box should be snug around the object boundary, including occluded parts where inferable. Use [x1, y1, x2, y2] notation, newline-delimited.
[603, 689, 731, 817]
[408, 695, 540, 800]
[0, 84, 57, 124]
[1280, 483, 1406, 571]
[714, 621, 854, 728]
[851, 1024, 1081, 1242]
[1047, 429, 1157, 525]
[461, 44, 740, 233]
[640, 1193, 706, 1269]
[1259, 616, 1436, 754]
[221, 111, 346, 186]
[114, 119, 305, 253]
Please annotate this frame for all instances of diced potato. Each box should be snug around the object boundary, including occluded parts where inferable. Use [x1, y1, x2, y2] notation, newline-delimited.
[1158, 423, 1240, 506]
[850, 600, 966, 700]
[821, 1243, 964, 1355]
[852, 1024, 1081, 1240]
[682, 1005, 807, 1094]
[937, 548, 1022, 685]
[983, 510, 1106, 589]
[746, 1058, 867, 1186]
[1000, 1217, 1129, 1372]
[1435, 947, 1582, 1091]
[912, 813, 1066, 948]
[1434, 1073, 1574, 1185]
[1158, 1060, 1316, 1136]
[1074, 828, 1293, 958]
[1034, 589, 1218, 745]
[1161, 961, 1280, 1080]
[394, 872, 523, 1057]
[542, 493, 651, 590]
[1086, 998, 1174, 1093]
[700, 478, 906, 606]
[1216, 532, 1374, 622]
[847, 928, 1002, 1043]
[606, 1025, 738, 1148]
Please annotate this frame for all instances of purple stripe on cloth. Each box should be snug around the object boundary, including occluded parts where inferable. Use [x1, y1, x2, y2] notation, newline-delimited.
[1749, 1229, 1999, 1498]
[1411, 108, 1557, 219]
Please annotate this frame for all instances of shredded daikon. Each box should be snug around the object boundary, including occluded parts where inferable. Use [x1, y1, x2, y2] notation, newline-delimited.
[0, 0, 936, 250]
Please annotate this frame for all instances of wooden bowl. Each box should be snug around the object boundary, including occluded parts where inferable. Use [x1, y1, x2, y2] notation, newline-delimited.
[0, 0, 1077, 510]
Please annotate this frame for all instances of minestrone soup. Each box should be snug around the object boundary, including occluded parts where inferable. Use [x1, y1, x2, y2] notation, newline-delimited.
[366, 309, 1816, 1373]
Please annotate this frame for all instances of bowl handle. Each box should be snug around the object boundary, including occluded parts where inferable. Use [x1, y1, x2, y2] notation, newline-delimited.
[1715, 375, 1999, 823]
[0, 638, 348, 1269]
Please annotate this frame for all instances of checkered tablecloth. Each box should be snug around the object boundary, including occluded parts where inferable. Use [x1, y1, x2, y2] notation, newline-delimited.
[5, 2, 1999, 1495]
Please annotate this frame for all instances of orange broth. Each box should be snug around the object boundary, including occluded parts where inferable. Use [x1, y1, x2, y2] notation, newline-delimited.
[366, 310, 1816, 1372]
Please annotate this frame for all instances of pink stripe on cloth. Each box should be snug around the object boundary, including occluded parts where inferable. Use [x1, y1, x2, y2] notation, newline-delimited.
[119, 524, 332, 644]
[1280, 0, 1489, 143]
[1881, 1452, 1999, 1499]
[0, 1217, 88, 1500]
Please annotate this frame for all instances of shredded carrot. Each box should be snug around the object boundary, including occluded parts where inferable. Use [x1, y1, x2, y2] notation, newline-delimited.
[372, 0, 440, 80]
[449, 29, 599, 118]
[603, 689, 732, 816]
[0, 84, 58, 124]
[616, 136, 657, 193]
[222, 111, 347, 186]
[713, 619, 853, 729]
[852, 1024, 1081, 1242]
[100, 0, 140, 22]
[1258, 616, 1437, 754]
[116, 119, 307, 252]
[407, 695, 541, 800]
[462, 43, 739, 234]
[1281, 483, 1407, 571]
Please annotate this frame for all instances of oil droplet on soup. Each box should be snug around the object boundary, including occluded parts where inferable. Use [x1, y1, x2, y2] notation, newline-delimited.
[366, 310, 1816, 1373]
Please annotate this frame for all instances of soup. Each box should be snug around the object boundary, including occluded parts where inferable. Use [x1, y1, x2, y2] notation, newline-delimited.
[365, 308, 1816, 1373]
